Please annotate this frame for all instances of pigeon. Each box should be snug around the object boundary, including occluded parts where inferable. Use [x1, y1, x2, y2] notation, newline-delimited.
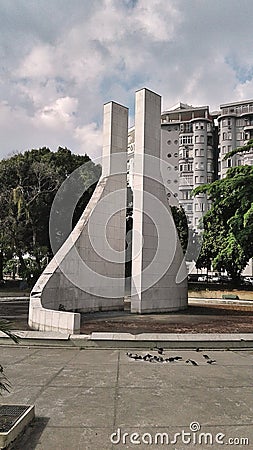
[196, 348, 200, 352]
[143, 353, 153, 361]
[186, 359, 198, 366]
[206, 359, 216, 365]
[134, 355, 142, 360]
[203, 354, 210, 360]
[173, 356, 183, 361]
[166, 357, 176, 362]
[126, 352, 140, 360]
[155, 346, 164, 355]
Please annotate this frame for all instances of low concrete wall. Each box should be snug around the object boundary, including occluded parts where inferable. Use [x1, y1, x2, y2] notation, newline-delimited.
[29, 296, 80, 334]
[189, 289, 253, 300]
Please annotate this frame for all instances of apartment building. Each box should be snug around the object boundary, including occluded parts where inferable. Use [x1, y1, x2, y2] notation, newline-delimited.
[218, 99, 253, 178]
[127, 98, 253, 231]
[127, 102, 217, 230]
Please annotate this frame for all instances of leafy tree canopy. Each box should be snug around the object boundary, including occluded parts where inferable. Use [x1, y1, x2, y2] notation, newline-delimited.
[0, 147, 101, 283]
[193, 146, 253, 280]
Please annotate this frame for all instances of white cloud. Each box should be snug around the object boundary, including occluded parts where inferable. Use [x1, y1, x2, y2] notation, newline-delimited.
[37, 97, 78, 128]
[1, 0, 253, 161]
[74, 122, 103, 160]
[16, 44, 56, 79]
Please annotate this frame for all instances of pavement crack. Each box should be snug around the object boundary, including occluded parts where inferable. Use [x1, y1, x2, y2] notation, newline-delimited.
[31, 351, 79, 402]
[112, 350, 120, 429]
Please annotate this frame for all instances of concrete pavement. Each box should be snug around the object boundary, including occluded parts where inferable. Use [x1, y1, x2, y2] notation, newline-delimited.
[1, 345, 253, 449]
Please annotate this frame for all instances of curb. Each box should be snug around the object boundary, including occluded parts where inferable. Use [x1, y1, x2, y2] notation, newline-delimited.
[1, 331, 253, 349]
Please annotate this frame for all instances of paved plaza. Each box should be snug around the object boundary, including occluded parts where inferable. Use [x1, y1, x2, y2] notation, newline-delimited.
[1, 345, 253, 449]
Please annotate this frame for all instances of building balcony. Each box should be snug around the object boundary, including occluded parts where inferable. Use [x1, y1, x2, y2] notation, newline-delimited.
[244, 125, 253, 131]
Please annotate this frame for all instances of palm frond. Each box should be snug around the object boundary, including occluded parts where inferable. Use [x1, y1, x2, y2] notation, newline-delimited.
[0, 320, 20, 343]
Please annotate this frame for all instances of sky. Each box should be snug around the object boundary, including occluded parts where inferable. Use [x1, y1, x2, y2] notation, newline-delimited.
[1, 0, 253, 162]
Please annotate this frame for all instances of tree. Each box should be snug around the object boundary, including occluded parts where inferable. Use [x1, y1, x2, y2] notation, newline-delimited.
[0, 321, 19, 395]
[0, 147, 101, 283]
[171, 206, 188, 254]
[193, 141, 253, 281]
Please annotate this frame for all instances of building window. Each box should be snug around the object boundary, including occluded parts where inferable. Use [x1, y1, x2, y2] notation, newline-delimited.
[167, 153, 172, 158]
[174, 152, 178, 157]
[227, 159, 232, 168]
[223, 132, 226, 140]
[167, 140, 171, 145]
[181, 174, 193, 184]
[182, 190, 191, 200]
[180, 135, 193, 145]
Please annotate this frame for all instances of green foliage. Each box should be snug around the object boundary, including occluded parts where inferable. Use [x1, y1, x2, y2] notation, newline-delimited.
[0, 320, 19, 395]
[171, 206, 188, 253]
[0, 147, 101, 283]
[193, 157, 253, 280]
[223, 138, 253, 160]
[0, 364, 11, 395]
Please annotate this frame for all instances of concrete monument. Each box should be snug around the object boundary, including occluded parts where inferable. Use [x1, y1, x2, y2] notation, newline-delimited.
[28, 88, 187, 334]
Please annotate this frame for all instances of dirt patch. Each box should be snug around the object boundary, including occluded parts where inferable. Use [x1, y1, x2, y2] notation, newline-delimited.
[1, 298, 253, 334]
[80, 304, 253, 334]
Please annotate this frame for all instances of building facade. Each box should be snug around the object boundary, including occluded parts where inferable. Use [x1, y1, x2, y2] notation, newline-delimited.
[218, 99, 253, 178]
[128, 98, 253, 233]
[128, 102, 217, 230]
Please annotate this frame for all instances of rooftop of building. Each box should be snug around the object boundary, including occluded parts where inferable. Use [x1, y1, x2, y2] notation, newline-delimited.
[220, 98, 253, 108]
[162, 102, 209, 115]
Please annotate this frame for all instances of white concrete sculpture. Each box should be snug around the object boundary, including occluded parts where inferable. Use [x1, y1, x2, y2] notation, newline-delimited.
[29, 102, 128, 333]
[28, 88, 187, 334]
[131, 89, 187, 312]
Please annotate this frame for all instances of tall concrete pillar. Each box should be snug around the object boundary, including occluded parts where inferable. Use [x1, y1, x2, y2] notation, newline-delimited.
[131, 88, 187, 313]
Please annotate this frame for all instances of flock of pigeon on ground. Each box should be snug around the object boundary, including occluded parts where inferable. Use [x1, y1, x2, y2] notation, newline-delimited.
[126, 347, 216, 366]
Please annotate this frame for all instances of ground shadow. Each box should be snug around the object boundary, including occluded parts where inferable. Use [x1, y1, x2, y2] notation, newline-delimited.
[9, 417, 49, 450]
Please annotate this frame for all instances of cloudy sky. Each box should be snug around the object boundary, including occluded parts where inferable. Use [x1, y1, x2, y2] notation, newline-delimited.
[1, 0, 253, 161]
